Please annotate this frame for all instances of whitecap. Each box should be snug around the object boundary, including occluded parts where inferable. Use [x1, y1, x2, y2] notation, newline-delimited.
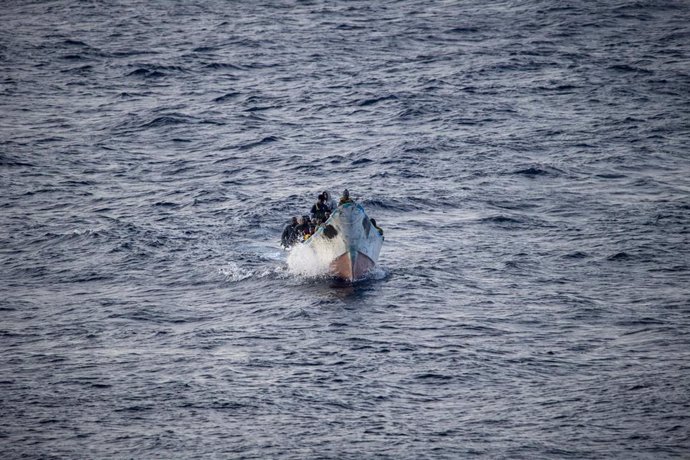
[218, 262, 253, 282]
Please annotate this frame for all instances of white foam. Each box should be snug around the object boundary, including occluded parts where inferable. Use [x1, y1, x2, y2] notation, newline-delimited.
[219, 261, 289, 283]
[69, 228, 102, 236]
[286, 238, 339, 278]
[219, 262, 254, 282]
[286, 239, 387, 282]
[366, 265, 389, 280]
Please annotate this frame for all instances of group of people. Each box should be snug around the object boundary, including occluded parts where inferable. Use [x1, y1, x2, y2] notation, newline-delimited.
[281, 190, 338, 247]
[281, 189, 382, 248]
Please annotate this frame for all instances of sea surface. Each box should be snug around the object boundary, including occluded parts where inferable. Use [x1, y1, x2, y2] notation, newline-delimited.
[2, 1, 690, 458]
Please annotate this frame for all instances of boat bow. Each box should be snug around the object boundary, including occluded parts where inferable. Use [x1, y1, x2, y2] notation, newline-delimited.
[302, 202, 383, 281]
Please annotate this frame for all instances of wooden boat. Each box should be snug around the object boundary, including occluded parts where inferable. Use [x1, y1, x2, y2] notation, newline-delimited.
[302, 202, 383, 282]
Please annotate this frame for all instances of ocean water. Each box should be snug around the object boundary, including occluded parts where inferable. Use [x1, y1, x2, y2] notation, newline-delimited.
[2, 1, 690, 458]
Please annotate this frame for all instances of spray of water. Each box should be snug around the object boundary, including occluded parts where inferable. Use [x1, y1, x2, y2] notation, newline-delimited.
[286, 237, 387, 281]
[286, 237, 339, 277]
[219, 261, 289, 282]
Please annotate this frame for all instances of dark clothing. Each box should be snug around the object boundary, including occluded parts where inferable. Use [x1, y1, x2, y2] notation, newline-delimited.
[295, 223, 311, 240]
[281, 223, 298, 247]
[311, 202, 330, 221]
[339, 197, 353, 206]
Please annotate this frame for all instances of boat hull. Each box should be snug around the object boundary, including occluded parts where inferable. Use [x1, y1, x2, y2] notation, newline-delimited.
[329, 250, 376, 282]
[296, 202, 383, 282]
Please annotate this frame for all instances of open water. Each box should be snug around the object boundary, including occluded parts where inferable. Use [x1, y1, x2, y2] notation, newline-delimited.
[2, 1, 690, 458]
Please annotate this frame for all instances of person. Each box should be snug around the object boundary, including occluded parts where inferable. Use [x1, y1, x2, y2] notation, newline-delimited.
[296, 216, 311, 240]
[322, 191, 336, 212]
[281, 216, 299, 247]
[370, 218, 384, 238]
[339, 189, 353, 205]
[302, 216, 316, 241]
[310, 194, 329, 221]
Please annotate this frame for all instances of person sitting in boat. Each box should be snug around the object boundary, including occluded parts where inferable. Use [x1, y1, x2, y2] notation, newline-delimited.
[281, 216, 299, 247]
[296, 216, 311, 240]
[310, 194, 329, 221]
[370, 218, 384, 238]
[322, 191, 336, 211]
[323, 210, 331, 222]
[296, 215, 308, 233]
[339, 189, 354, 205]
[302, 218, 317, 241]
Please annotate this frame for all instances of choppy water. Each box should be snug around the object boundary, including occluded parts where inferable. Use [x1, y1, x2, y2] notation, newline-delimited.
[2, 1, 690, 458]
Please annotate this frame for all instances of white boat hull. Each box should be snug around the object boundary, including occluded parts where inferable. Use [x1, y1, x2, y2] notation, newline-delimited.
[301, 202, 383, 281]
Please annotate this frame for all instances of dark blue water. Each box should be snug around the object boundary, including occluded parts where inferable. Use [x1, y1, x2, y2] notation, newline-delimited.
[2, 1, 690, 458]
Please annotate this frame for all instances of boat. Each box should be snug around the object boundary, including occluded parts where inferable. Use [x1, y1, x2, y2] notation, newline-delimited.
[291, 202, 384, 282]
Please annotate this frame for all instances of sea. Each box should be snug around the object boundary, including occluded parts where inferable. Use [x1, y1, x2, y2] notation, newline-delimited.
[2, 1, 689, 458]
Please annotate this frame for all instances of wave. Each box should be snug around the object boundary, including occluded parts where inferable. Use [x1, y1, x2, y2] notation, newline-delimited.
[446, 26, 480, 34]
[607, 252, 632, 261]
[479, 215, 524, 225]
[563, 251, 589, 259]
[61, 64, 93, 74]
[192, 46, 218, 53]
[60, 54, 87, 61]
[356, 94, 399, 107]
[608, 64, 653, 74]
[510, 165, 565, 177]
[127, 68, 166, 78]
[204, 62, 245, 70]
[0, 154, 34, 167]
[219, 262, 286, 282]
[140, 115, 192, 128]
[236, 136, 280, 151]
[126, 64, 188, 79]
[595, 172, 627, 179]
[536, 83, 578, 91]
[116, 113, 225, 130]
[62, 39, 91, 47]
[213, 92, 241, 103]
